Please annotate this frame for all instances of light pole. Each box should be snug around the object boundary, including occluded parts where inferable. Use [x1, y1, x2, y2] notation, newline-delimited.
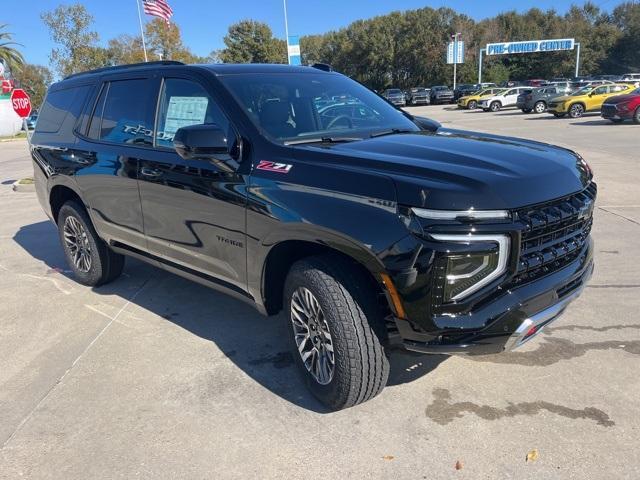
[283, 0, 290, 64]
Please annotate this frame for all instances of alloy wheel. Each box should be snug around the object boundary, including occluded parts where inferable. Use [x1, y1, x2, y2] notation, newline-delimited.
[468, 100, 477, 109]
[570, 104, 584, 118]
[63, 216, 92, 272]
[534, 101, 546, 113]
[290, 286, 335, 385]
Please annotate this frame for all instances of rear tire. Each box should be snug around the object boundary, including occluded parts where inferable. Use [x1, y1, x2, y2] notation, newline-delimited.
[534, 101, 546, 113]
[490, 101, 501, 112]
[283, 254, 389, 410]
[522, 108, 532, 113]
[569, 103, 585, 118]
[57, 201, 124, 286]
[468, 100, 477, 110]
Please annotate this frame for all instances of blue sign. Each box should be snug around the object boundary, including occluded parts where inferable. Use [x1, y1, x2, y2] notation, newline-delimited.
[447, 41, 465, 64]
[486, 38, 575, 56]
[288, 35, 301, 66]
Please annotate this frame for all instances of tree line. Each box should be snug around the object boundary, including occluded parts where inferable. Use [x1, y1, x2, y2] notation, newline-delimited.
[2, 1, 639, 108]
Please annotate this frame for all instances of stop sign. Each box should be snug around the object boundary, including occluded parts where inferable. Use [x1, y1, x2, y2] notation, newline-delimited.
[11, 89, 32, 118]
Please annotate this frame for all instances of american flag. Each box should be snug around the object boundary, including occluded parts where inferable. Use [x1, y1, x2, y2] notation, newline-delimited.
[142, 0, 173, 25]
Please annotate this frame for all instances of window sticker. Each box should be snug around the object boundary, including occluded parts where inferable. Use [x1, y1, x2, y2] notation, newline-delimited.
[161, 96, 208, 141]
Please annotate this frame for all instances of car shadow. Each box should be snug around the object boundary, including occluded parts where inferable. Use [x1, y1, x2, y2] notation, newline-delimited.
[570, 120, 626, 126]
[14, 221, 447, 413]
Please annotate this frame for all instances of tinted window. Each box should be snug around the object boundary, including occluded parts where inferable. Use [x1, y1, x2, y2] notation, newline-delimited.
[99, 79, 157, 146]
[220, 73, 418, 143]
[156, 78, 230, 148]
[593, 86, 608, 95]
[36, 85, 91, 134]
[87, 83, 108, 140]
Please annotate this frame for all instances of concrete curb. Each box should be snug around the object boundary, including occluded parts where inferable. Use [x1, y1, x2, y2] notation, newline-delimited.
[12, 179, 35, 193]
[0, 137, 27, 143]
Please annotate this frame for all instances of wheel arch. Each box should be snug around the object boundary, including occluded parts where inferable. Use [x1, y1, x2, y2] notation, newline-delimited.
[259, 233, 391, 317]
[49, 183, 85, 223]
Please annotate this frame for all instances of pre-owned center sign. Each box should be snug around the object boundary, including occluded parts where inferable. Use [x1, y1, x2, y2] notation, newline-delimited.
[486, 38, 575, 55]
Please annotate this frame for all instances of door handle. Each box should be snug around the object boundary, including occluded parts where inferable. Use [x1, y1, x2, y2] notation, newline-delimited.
[140, 167, 162, 178]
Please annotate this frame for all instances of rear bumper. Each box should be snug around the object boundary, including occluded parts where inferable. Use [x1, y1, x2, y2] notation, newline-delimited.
[389, 240, 594, 356]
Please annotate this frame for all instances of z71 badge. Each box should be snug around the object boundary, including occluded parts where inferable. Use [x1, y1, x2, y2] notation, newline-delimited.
[256, 160, 293, 174]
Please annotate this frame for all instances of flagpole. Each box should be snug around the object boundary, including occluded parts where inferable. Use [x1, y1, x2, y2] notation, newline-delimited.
[136, 0, 149, 62]
[283, 0, 290, 64]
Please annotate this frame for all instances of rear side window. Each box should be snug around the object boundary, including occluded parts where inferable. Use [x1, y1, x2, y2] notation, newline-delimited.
[36, 85, 91, 134]
[90, 79, 157, 146]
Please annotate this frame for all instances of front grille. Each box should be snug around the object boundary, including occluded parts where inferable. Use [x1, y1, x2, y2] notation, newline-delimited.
[601, 104, 617, 116]
[512, 183, 596, 285]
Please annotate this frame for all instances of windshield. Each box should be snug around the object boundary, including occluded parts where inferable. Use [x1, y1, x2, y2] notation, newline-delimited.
[220, 73, 419, 143]
[571, 87, 592, 96]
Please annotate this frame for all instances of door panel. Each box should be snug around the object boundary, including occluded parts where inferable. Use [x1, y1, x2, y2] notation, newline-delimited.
[74, 76, 160, 249]
[138, 77, 248, 290]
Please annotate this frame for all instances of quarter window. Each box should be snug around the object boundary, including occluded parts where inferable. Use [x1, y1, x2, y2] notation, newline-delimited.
[155, 78, 230, 148]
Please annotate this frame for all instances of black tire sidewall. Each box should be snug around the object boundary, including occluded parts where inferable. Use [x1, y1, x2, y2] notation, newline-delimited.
[283, 265, 351, 407]
[633, 106, 640, 124]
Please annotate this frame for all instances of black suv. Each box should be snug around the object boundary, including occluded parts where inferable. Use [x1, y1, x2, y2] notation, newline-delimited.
[31, 62, 595, 410]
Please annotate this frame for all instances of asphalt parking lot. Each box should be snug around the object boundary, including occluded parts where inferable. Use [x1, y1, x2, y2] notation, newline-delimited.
[1, 106, 639, 479]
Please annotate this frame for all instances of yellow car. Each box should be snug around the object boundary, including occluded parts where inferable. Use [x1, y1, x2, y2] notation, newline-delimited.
[548, 83, 634, 118]
[458, 88, 505, 109]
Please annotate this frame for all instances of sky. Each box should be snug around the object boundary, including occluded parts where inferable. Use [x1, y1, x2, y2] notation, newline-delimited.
[8, 0, 629, 67]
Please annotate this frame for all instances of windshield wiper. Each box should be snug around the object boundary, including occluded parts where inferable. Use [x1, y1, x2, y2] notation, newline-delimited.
[284, 136, 362, 146]
[369, 128, 415, 138]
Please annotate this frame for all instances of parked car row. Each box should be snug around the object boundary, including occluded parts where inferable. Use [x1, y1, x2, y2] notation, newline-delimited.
[453, 81, 640, 123]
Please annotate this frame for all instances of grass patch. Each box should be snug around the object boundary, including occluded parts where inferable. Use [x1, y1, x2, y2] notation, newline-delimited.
[0, 131, 27, 141]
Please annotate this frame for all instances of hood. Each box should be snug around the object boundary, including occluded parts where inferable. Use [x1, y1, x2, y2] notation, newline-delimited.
[551, 94, 578, 103]
[298, 130, 590, 210]
[604, 93, 639, 104]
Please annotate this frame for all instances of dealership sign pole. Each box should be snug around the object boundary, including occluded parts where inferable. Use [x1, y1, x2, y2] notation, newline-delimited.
[478, 38, 578, 83]
[10, 88, 32, 146]
[447, 34, 464, 90]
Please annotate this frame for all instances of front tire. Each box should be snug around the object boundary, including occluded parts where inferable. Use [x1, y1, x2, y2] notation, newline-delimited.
[569, 103, 585, 118]
[57, 201, 124, 286]
[284, 255, 389, 410]
[490, 101, 501, 112]
[468, 100, 477, 109]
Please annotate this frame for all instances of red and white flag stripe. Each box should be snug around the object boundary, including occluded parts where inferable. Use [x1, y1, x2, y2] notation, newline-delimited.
[142, 0, 173, 25]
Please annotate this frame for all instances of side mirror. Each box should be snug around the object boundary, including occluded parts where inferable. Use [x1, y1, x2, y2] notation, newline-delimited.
[412, 115, 441, 132]
[173, 123, 229, 160]
[173, 123, 237, 172]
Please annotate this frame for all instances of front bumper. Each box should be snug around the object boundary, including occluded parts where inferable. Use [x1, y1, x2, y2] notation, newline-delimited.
[388, 239, 594, 356]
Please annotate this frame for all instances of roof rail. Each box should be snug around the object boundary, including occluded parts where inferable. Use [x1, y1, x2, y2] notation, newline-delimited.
[64, 60, 185, 80]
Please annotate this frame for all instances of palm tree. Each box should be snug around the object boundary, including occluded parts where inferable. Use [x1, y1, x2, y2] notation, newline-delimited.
[0, 24, 25, 73]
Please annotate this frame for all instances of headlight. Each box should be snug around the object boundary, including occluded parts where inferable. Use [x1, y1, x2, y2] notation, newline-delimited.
[411, 207, 510, 221]
[431, 234, 510, 302]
